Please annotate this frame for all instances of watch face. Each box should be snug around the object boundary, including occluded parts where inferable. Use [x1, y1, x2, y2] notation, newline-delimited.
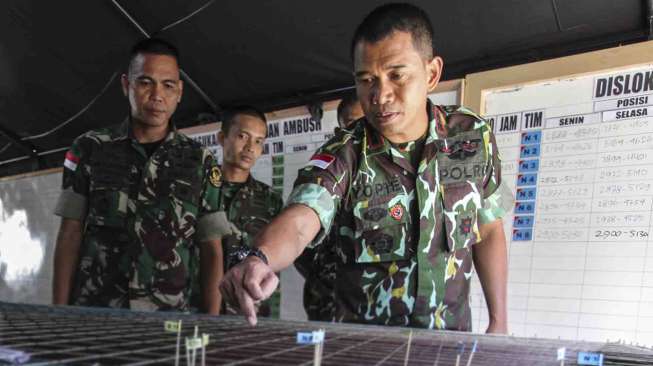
[227, 247, 250, 268]
[237, 249, 249, 260]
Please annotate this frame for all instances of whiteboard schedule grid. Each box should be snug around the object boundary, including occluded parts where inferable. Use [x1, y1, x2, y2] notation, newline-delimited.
[480, 63, 653, 345]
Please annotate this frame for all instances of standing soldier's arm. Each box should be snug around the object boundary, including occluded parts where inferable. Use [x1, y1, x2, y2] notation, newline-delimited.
[52, 137, 90, 305]
[199, 239, 223, 315]
[474, 124, 514, 334]
[52, 219, 83, 304]
[195, 153, 230, 315]
[474, 220, 508, 333]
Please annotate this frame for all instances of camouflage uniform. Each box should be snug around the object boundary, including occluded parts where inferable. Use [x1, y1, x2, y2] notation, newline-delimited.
[287, 101, 513, 330]
[219, 176, 283, 317]
[54, 120, 223, 311]
[294, 230, 338, 321]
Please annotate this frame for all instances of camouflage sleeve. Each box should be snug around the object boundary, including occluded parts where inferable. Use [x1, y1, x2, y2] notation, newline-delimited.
[195, 149, 224, 242]
[271, 189, 284, 216]
[54, 136, 91, 220]
[286, 141, 353, 247]
[478, 125, 514, 224]
[286, 183, 335, 246]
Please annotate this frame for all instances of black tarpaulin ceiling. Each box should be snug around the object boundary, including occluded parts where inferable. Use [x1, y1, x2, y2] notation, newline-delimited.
[0, 0, 648, 177]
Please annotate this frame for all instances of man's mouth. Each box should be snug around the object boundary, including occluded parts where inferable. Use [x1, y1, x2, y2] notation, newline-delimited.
[374, 111, 400, 124]
[145, 107, 166, 116]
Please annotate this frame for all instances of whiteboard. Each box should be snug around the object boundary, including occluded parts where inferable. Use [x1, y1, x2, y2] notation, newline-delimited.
[480, 63, 653, 345]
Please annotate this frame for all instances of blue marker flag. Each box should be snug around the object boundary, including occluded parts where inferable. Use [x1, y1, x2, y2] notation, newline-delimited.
[577, 352, 603, 366]
[297, 330, 325, 345]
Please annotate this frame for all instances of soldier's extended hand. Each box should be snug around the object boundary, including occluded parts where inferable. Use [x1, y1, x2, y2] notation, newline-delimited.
[219, 256, 278, 326]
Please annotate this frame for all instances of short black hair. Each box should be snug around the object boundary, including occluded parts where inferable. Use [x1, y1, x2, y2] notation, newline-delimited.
[350, 3, 434, 60]
[127, 38, 180, 76]
[337, 92, 360, 124]
[221, 105, 268, 135]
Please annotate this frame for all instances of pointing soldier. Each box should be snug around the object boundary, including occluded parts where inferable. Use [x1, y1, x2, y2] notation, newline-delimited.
[53, 38, 224, 314]
[221, 3, 513, 332]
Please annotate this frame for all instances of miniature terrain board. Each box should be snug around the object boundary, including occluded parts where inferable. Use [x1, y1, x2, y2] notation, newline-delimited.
[1, 302, 653, 365]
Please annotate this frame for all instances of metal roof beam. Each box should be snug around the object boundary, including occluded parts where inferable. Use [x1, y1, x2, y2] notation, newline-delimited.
[109, 0, 220, 113]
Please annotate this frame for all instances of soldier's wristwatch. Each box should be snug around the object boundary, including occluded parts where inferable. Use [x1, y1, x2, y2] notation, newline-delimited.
[227, 246, 250, 268]
[246, 247, 269, 265]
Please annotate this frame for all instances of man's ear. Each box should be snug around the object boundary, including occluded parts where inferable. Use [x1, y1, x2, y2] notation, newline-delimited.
[120, 74, 130, 97]
[218, 130, 225, 146]
[177, 79, 184, 103]
[426, 56, 443, 92]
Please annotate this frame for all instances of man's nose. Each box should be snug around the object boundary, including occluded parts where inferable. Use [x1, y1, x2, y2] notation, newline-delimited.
[371, 78, 393, 105]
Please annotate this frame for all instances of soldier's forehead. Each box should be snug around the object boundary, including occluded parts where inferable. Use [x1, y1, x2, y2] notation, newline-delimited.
[233, 117, 267, 135]
[131, 54, 180, 81]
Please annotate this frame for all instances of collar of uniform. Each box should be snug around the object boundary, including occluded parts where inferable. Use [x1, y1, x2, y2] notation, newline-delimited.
[107, 118, 131, 141]
[164, 121, 179, 143]
[363, 121, 389, 156]
[241, 174, 258, 194]
[220, 170, 258, 194]
[426, 99, 448, 142]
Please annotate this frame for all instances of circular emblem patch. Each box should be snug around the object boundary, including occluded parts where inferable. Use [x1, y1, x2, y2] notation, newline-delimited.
[389, 204, 404, 221]
[209, 166, 222, 187]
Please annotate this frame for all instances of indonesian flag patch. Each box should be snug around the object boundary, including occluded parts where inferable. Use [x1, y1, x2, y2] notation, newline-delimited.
[63, 150, 80, 171]
[307, 153, 335, 169]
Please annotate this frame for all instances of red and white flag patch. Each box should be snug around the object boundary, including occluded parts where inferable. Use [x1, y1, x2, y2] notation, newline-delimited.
[307, 153, 335, 170]
[64, 150, 80, 171]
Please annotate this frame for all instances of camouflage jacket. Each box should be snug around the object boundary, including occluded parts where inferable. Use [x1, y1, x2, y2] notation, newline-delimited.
[54, 120, 223, 311]
[287, 101, 513, 330]
[219, 175, 283, 264]
[219, 175, 283, 317]
[294, 230, 338, 321]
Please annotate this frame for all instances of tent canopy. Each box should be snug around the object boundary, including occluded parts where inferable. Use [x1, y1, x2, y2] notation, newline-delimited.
[0, 0, 647, 176]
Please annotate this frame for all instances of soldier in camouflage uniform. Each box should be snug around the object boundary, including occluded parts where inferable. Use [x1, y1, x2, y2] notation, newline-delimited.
[215, 106, 283, 317]
[294, 95, 364, 321]
[220, 3, 513, 332]
[336, 93, 365, 129]
[53, 39, 224, 314]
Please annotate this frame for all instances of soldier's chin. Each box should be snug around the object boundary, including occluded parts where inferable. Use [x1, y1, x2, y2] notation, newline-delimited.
[236, 160, 254, 170]
[140, 115, 169, 127]
[372, 121, 402, 138]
